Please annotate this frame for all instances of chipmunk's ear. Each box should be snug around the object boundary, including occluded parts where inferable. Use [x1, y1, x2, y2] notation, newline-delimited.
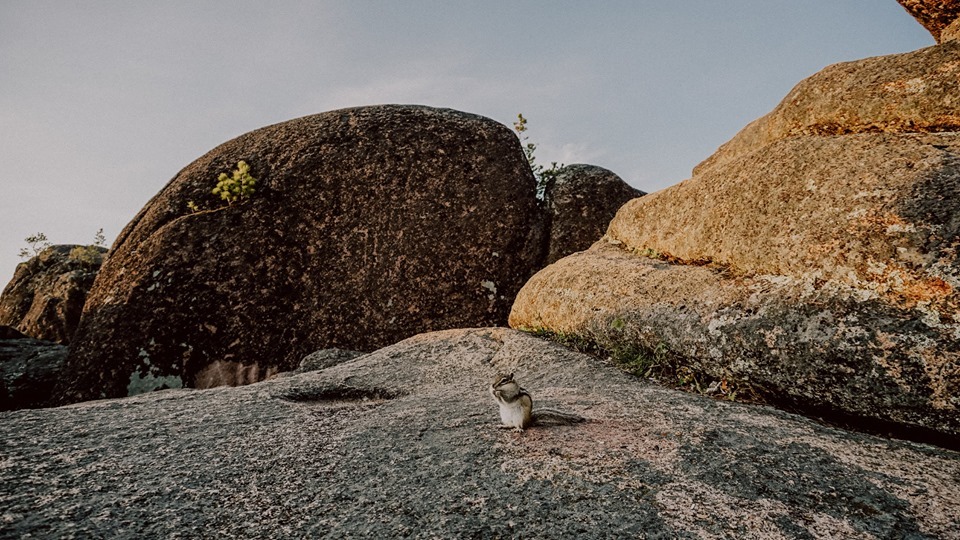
[506, 373, 514, 381]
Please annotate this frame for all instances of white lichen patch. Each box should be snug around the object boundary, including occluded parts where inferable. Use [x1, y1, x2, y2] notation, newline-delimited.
[480, 280, 497, 300]
[886, 222, 918, 234]
[127, 352, 183, 396]
[882, 77, 928, 94]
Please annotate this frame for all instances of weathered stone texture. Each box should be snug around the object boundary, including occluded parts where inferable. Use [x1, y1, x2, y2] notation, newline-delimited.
[2, 328, 957, 538]
[545, 164, 643, 264]
[610, 133, 960, 315]
[943, 16, 960, 41]
[62, 105, 544, 403]
[694, 41, 960, 175]
[0, 325, 68, 411]
[897, 0, 960, 42]
[0, 245, 106, 344]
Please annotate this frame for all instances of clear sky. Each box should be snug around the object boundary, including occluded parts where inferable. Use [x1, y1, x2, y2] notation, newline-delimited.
[0, 1, 933, 288]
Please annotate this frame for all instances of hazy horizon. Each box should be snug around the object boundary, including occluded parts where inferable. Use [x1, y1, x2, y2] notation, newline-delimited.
[0, 1, 933, 288]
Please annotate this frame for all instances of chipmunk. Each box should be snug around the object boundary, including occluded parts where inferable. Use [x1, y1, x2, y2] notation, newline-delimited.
[489, 372, 585, 432]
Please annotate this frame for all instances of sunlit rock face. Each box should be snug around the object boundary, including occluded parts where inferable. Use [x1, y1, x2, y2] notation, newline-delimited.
[511, 40, 960, 439]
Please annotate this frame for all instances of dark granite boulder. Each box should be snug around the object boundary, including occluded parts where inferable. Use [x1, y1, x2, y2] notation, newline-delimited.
[0, 325, 68, 410]
[544, 164, 643, 264]
[62, 105, 545, 403]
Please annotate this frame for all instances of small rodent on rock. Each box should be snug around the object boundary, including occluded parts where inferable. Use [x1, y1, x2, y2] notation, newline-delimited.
[489, 372, 585, 432]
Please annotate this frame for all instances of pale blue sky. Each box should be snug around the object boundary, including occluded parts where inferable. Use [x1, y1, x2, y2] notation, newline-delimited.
[0, 1, 933, 287]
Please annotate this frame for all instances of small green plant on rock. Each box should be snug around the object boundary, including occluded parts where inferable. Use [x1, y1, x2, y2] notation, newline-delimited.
[610, 341, 670, 378]
[18, 232, 51, 259]
[513, 114, 563, 201]
[212, 160, 257, 205]
[69, 228, 108, 266]
[636, 247, 662, 260]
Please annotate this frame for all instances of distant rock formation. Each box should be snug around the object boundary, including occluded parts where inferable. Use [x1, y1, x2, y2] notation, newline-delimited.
[897, 0, 960, 42]
[0, 325, 68, 411]
[0, 245, 106, 344]
[2, 328, 957, 538]
[544, 164, 643, 264]
[61, 105, 546, 403]
[511, 40, 960, 438]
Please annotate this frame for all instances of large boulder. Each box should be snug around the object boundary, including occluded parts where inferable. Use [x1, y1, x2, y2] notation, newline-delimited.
[2, 328, 958, 538]
[0, 245, 106, 344]
[897, 0, 960, 42]
[0, 325, 68, 410]
[544, 164, 643, 264]
[511, 242, 960, 438]
[511, 41, 960, 438]
[611, 132, 960, 312]
[62, 105, 545, 403]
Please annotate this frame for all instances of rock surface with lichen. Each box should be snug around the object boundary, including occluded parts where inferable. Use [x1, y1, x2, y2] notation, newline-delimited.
[2, 328, 957, 539]
[510, 41, 960, 438]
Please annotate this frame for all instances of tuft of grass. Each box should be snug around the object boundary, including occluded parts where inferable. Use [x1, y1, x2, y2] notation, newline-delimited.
[608, 341, 670, 378]
[519, 322, 766, 405]
[523, 326, 601, 355]
[69, 228, 107, 266]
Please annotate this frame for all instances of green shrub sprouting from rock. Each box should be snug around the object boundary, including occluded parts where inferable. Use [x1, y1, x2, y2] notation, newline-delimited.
[513, 114, 563, 201]
[69, 228, 107, 266]
[18, 233, 51, 259]
[212, 160, 257, 205]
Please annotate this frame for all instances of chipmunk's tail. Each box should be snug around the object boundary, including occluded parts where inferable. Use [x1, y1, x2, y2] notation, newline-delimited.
[532, 407, 586, 426]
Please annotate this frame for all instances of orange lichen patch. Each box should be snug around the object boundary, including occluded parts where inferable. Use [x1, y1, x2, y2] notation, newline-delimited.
[807, 239, 844, 259]
[898, 275, 954, 305]
[845, 210, 916, 238]
[848, 260, 954, 311]
[936, 60, 960, 73]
